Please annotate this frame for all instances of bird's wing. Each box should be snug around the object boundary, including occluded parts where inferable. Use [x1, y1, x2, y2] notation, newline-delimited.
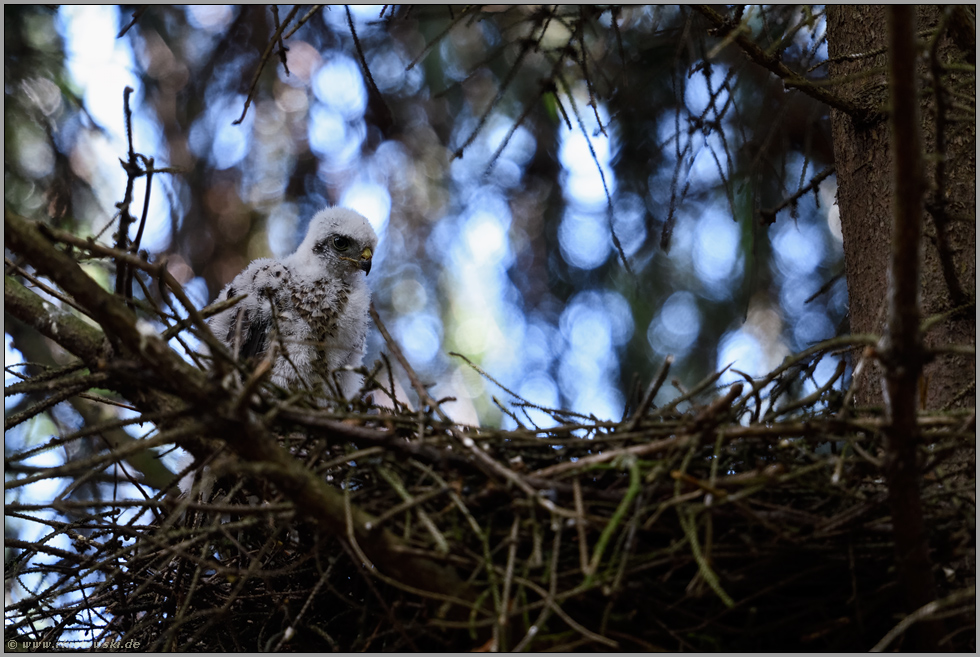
[231, 305, 271, 362]
[211, 259, 288, 362]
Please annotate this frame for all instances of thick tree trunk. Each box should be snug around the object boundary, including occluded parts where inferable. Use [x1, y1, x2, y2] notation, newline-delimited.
[828, 5, 975, 411]
[828, 7, 975, 651]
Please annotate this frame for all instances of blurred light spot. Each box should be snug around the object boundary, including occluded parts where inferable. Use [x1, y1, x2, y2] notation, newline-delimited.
[561, 302, 612, 360]
[717, 329, 763, 384]
[559, 210, 610, 270]
[454, 317, 489, 355]
[308, 103, 366, 167]
[517, 373, 561, 428]
[277, 40, 321, 85]
[684, 63, 730, 117]
[820, 176, 843, 242]
[275, 86, 309, 114]
[519, 373, 560, 408]
[391, 279, 427, 314]
[340, 181, 390, 235]
[186, 5, 234, 31]
[773, 222, 826, 278]
[23, 77, 63, 117]
[693, 209, 740, 290]
[793, 310, 834, 348]
[370, 48, 422, 95]
[5, 335, 25, 411]
[779, 274, 820, 316]
[212, 104, 250, 169]
[523, 322, 557, 366]
[15, 130, 55, 179]
[573, 386, 624, 422]
[488, 123, 536, 167]
[313, 54, 367, 121]
[612, 193, 647, 257]
[267, 203, 300, 257]
[803, 356, 842, 396]
[395, 313, 442, 364]
[450, 365, 486, 399]
[648, 291, 701, 355]
[464, 211, 509, 266]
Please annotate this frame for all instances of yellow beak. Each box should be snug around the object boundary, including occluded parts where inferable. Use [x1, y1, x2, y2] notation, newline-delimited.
[358, 247, 373, 275]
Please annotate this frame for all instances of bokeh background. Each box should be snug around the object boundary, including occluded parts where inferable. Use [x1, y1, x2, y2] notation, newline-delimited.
[5, 4, 845, 440]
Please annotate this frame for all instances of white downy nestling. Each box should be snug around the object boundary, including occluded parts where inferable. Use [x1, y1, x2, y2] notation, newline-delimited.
[208, 207, 378, 400]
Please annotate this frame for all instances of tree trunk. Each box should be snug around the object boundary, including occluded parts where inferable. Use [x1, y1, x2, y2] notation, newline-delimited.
[828, 5, 975, 411]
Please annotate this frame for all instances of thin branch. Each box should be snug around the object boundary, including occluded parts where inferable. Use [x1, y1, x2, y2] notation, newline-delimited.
[881, 7, 945, 652]
[233, 5, 301, 125]
[117, 5, 148, 39]
[759, 166, 836, 225]
[694, 5, 870, 120]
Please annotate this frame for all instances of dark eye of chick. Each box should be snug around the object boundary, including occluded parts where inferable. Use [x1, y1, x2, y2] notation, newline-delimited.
[332, 235, 351, 251]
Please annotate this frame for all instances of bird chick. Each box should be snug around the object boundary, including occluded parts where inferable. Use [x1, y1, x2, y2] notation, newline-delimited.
[208, 207, 378, 400]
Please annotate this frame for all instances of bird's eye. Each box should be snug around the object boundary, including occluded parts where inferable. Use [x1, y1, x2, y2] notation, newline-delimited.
[332, 236, 351, 251]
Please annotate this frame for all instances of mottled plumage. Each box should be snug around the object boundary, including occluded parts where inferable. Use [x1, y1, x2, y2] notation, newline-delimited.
[208, 207, 378, 399]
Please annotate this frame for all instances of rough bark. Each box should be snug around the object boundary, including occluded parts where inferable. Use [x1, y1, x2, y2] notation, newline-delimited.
[828, 5, 976, 411]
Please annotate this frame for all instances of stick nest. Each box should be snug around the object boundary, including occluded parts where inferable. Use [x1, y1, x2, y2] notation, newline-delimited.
[5, 337, 975, 652]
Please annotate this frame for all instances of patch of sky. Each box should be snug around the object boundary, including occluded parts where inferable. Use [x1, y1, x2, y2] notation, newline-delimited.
[647, 290, 702, 357]
[692, 206, 743, 299]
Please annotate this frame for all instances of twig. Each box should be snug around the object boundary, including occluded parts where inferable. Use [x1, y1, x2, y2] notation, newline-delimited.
[346, 5, 392, 133]
[233, 5, 301, 125]
[369, 303, 540, 500]
[283, 5, 324, 40]
[117, 5, 148, 38]
[693, 5, 869, 120]
[759, 166, 836, 225]
[626, 355, 674, 431]
[114, 87, 140, 300]
[270, 5, 290, 75]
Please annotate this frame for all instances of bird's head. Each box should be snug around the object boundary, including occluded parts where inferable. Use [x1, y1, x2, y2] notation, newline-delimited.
[291, 207, 378, 281]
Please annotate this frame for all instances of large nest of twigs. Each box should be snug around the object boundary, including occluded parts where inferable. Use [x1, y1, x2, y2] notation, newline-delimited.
[4, 296, 975, 652]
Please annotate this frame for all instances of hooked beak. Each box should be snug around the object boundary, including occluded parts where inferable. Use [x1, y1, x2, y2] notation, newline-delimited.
[358, 247, 373, 275]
